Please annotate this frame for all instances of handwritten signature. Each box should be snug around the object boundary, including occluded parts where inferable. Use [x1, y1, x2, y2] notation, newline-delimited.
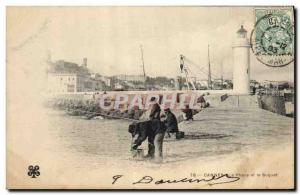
[112, 174, 240, 186]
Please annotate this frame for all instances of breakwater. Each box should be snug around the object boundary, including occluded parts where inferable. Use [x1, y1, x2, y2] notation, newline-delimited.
[45, 91, 211, 120]
[257, 93, 294, 117]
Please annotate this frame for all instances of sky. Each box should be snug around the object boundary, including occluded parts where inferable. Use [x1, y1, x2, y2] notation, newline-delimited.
[7, 6, 294, 82]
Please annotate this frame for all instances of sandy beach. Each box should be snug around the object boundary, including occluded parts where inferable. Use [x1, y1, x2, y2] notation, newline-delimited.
[7, 104, 294, 189]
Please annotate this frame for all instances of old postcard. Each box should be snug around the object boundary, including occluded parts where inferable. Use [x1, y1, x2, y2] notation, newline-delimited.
[6, 6, 295, 189]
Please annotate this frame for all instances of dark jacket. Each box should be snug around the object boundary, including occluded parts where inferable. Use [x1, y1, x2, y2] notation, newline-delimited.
[183, 107, 193, 120]
[165, 111, 179, 133]
[129, 121, 166, 152]
[149, 103, 161, 120]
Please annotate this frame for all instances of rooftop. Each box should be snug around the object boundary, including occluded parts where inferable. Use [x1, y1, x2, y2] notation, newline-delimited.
[48, 60, 89, 75]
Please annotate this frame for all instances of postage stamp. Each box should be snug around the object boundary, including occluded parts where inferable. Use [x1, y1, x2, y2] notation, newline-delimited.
[251, 8, 294, 67]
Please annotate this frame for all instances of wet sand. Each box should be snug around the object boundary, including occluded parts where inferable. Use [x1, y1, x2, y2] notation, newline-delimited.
[7, 105, 293, 189]
[32, 105, 293, 189]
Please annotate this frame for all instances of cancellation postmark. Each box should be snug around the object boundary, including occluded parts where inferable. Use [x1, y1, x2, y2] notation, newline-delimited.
[251, 8, 294, 67]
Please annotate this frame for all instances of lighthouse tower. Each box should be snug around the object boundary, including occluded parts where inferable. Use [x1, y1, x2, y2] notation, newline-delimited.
[232, 25, 250, 94]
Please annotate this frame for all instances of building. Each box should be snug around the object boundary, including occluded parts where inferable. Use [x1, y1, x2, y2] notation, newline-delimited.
[113, 74, 145, 82]
[91, 74, 111, 87]
[47, 73, 85, 93]
[90, 73, 109, 91]
[47, 58, 103, 94]
[232, 25, 251, 94]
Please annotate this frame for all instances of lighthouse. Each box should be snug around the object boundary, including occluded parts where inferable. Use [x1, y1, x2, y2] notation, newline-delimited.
[232, 25, 250, 94]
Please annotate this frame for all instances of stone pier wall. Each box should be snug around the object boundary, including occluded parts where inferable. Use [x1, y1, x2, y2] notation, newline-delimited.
[257, 94, 286, 116]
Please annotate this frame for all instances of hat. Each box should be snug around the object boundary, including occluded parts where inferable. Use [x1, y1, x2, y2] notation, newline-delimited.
[164, 108, 170, 112]
[150, 97, 156, 102]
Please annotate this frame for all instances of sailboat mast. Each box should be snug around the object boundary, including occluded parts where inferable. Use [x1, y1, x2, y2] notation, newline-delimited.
[140, 45, 146, 83]
[208, 44, 212, 90]
[221, 59, 224, 90]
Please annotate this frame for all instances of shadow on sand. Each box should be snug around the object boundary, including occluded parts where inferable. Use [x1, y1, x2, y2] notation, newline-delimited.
[164, 132, 232, 142]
